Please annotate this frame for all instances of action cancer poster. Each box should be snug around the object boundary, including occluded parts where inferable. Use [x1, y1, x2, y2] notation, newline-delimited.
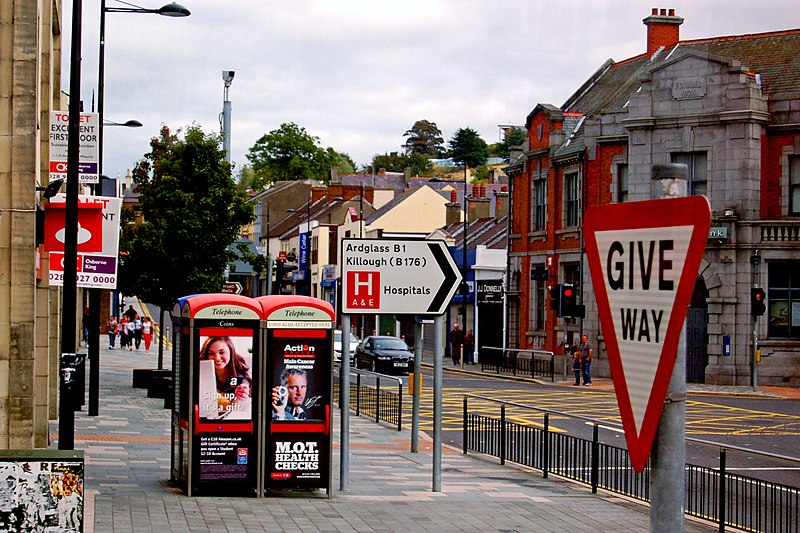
[267, 329, 331, 488]
[195, 329, 256, 485]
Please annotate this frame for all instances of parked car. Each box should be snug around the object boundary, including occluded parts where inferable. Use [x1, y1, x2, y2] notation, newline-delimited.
[334, 330, 360, 365]
[354, 336, 414, 374]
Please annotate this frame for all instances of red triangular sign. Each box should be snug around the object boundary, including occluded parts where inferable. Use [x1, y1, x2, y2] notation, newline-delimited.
[584, 196, 710, 472]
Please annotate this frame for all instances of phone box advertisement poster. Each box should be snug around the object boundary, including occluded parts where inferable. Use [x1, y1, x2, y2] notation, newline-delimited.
[268, 329, 331, 487]
[195, 328, 256, 485]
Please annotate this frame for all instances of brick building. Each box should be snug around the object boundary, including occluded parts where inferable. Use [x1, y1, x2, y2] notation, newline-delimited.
[506, 8, 800, 386]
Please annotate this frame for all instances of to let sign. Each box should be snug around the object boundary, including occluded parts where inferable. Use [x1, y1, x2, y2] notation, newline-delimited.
[340, 238, 461, 315]
[584, 196, 710, 472]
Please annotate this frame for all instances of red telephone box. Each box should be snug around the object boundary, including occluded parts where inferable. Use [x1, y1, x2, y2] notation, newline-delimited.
[257, 295, 335, 495]
[171, 293, 263, 497]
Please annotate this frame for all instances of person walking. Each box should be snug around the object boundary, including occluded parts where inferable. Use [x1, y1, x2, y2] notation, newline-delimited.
[106, 316, 118, 350]
[133, 314, 143, 350]
[119, 315, 129, 349]
[449, 324, 464, 365]
[141, 316, 155, 352]
[125, 316, 136, 351]
[580, 334, 593, 386]
[463, 328, 475, 365]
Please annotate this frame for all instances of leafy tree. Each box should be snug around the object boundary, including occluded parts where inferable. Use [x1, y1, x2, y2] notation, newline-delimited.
[247, 122, 335, 187]
[119, 125, 253, 365]
[449, 127, 489, 168]
[404, 119, 445, 156]
[490, 127, 527, 159]
[321, 147, 356, 176]
[370, 152, 433, 176]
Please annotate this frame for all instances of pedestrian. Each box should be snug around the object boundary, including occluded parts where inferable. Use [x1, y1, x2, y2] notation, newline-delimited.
[449, 324, 464, 365]
[141, 316, 155, 352]
[124, 304, 136, 321]
[119, 315, 129, 349]
[125, 316, 136, 351]
[81, 310, 90, 347]
[133, 314, 143, 350]
[572, 346, 581, 385]
[580, 334, 593, 386]
[463, 328, 475, 365]
[106, 315, 118, 350]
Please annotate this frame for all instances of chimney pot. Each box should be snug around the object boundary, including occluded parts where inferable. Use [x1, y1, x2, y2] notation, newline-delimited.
[450, 189, 458, 203]
[668, 8, 675, 16]
[652, 8, 658, 15]
[660, 8, 666, 15]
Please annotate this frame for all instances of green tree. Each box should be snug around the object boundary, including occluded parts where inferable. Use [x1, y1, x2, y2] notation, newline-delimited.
[119, 125, 253, 364]
[490, 127, 527, 159]
[370, 152, 433, 176]
[449, 127, 489, 168]
[404, 119, 445, 156]
[247, 122, 329, 187]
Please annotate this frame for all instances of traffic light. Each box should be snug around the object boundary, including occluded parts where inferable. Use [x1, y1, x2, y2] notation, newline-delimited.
[751, 287, 766, 316]
[272, 260, 298, 295]
[549, 284, 563, 317]
[561, 284, 576, 314]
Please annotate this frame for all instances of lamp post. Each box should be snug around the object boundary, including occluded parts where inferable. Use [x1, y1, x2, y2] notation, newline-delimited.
[99, 2, 190, 174]
[288, 194, 312, 296]
[429, 165, 470, 367]
[96, 0, 190, 397]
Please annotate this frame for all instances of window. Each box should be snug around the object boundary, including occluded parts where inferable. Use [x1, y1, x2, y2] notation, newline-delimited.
[790, 156, 800, 215]
[767, 263, 800, 339]
[311, 235, 318, 265]
[672, 152, 707, 196]
[535, 279, 545, 330]
[617, 164, 629, 203]
[530, 160, 547, 231]
[564, 172, 580, 227]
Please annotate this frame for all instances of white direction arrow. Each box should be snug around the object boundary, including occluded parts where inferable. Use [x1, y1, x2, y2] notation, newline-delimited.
[341, 238, 461, 315]
[584, 196, 710, 473]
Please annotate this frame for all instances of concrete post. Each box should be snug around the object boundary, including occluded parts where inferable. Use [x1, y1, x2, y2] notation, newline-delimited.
[339, 315, 351, 490]
[650, 163, 688, 532]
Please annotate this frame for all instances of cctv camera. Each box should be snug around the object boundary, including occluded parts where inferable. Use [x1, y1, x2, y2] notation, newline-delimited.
[222, 70, 235, 83]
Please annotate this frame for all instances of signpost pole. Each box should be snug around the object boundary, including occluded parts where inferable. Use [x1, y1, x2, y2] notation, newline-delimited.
[340, 314, 351, 490]
[432, 315, 443, 491]
[650, 163, 688, 533]
[411, 321, 422, 453]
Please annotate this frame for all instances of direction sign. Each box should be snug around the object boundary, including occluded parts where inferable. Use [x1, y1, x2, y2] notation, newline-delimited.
[221, 281, 243, 295]
[340, 238, 461, 315]
[584, 196, 710, 472]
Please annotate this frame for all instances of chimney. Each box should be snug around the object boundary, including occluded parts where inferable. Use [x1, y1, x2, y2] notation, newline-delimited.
[445, 190, 462, 226]
[643, 8, 683, 59]
[495, 188, 509, 219]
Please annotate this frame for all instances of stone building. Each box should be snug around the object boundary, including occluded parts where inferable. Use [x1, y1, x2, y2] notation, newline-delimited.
[506, 8, 800, 386]
[0, 0, 64, 447]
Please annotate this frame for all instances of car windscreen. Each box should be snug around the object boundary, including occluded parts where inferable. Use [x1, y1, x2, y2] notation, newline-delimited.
[373, 338, 408, 350]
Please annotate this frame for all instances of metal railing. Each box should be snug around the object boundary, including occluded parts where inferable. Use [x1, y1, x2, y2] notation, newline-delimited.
[479, 346, 555, 381]
[463, 393, 799, 533]
[333, 363, 403, 431]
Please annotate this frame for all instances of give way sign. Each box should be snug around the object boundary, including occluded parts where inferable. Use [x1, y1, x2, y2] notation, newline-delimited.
[584, 196, 711, 472]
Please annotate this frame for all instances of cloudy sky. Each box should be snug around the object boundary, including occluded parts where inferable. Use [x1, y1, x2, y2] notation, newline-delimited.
[62, 0, 800, 179]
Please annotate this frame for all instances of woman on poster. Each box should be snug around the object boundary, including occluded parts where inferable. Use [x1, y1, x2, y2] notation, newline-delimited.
[200, 336, 252, 418]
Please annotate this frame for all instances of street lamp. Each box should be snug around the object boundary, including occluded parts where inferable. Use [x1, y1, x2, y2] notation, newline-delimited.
[430, 165, 470, 366]
[94, 0, 190, 400]
[98, 1, 190, 180]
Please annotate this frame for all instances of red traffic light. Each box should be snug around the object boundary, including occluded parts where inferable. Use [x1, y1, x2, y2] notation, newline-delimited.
[563, 288, 574, 297]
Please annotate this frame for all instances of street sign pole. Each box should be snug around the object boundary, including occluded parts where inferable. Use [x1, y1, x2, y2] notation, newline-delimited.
[650, 163, 689, 533]
[433, 314, 443, 492]
[339, 314, 351, 490]
[411, 321, 422, 453]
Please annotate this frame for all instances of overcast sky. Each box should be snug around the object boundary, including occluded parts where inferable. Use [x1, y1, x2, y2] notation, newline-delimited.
[61, 0, 800, 179]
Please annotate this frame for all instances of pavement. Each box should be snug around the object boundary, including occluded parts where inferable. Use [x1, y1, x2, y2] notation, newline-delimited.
[48, 343, 726, 532]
